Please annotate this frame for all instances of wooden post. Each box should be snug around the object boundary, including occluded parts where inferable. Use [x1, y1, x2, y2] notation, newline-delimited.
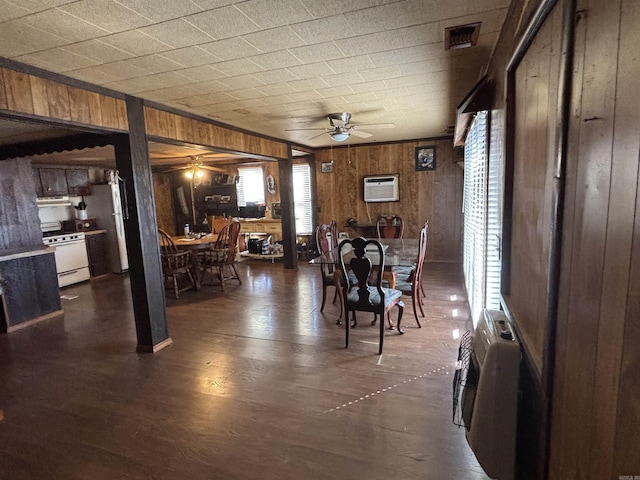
[114, 96, 171, 353]
[278, 147, 298, 270]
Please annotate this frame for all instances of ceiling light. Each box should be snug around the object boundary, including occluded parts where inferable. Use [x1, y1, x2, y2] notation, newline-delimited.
[195, 169, 204, 178]
[330, 127, 350, 142]
[184, 169, 194, 179]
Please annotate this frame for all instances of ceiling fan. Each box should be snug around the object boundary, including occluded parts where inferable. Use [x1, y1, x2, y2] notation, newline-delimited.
[286, 112, 394, 142]
[162, 155, 226, 178]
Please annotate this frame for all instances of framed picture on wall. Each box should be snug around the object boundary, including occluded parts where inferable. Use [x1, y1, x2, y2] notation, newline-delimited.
[321, 161, 334, 173]
[415, 146, 436, 171]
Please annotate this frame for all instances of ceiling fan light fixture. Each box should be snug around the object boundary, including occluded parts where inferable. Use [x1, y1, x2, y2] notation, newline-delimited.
[330, 127, 350, 142]
[184, 169, 194, 180]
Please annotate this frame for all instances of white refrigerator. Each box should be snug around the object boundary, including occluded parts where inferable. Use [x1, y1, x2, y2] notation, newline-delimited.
[89, 182, 129, 273]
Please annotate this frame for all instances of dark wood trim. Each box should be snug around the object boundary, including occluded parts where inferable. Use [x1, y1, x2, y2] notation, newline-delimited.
[279, 147, 298, 270]
[116, 97, 171, 352]
[0, 56, 126, 100]
[4, 309, 64, 333]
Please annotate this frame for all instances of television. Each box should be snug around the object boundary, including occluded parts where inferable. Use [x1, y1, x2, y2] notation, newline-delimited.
[363, 174, 399, 202]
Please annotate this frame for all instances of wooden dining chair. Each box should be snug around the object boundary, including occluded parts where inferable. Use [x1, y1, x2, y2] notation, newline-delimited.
[314, 221, 340, 314]
[392, 222, 428, 327]
[376, 215, 404, 239]
[158, 228, 196, 299]
[393, 220, 429, 303]
[200, 220, 242, 291]
[338, 237, 405, 354]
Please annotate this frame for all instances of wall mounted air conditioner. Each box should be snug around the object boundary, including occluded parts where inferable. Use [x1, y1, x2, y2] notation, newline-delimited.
[453, 309, 521, 480]
[363, 174, 399, 203]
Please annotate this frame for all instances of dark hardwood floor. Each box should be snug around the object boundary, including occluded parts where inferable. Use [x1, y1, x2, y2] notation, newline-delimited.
[0, 261, 489, 480]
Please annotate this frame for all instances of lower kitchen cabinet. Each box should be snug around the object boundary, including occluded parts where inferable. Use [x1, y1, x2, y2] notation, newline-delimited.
[85, 231, 108, 277]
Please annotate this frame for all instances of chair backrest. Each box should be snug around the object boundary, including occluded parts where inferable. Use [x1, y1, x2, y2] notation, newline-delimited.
[338, 237, 385, 312]
[315, 221, 337, 254]
[209, 215, 231, 234]
[376, 215, 404, 239]
[415, 221, 429, 278]
[158, 228, 179, 255]
[214, 221, 241, 262]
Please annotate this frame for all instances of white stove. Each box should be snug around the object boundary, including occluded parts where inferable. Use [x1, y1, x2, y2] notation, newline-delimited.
[42, 222, 90, 288]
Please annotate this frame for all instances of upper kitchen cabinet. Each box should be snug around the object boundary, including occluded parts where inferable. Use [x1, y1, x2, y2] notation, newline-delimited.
[37, 168, 67, 197]
[65, 168, 91, 196]
[32, 168, 44, 197]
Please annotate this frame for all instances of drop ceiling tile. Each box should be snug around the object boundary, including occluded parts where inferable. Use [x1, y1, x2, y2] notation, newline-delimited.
[59, 0, 153, 33]
[120, 54, 184, 74]
[64, 39, 134, 63]
[7, 0, 77, 12]
[213, 57, 264, 76]
[322, 72, 366, 88]
[348, 80, 388, 94]
[188, 0, 238, 10]
[255, 83, 296, 96]
[343, 2, 424, 36]
[286, 90, 325, 102]
[327, 55, 375, 74]
[235, 0, 313, 29]
[316, 85, 354, 98]
[358, 65, 403, 81]
[300, 0, 393, 18]
[18, 9, 110, 43]
[200, 38, 262, 61]
[176, 65, 228, 82]
[185, 6, 261, 40]
[287, 77, 329, 91]
[342, 91, 379, 103]
[249, 50, 302, 70]
[0, 1, 32, 22]
[67, 67, 121, 84]
[289, 42, 344, 64]
[114, 0, 204, 22]
[186, 80, 231, 95]
[228, 87, 267, 101]
[160, 46, 220, 67]
[287, 62, 335, 79]
[140, 19, 215, 49]
[369, 45, 441, 68]
[88, 60, 149, 81]
[251, 69, 298, 85]
[100, 30, 173, 56]
[242, 26, 305, 53]
[290, 16, 353, 45]
[17, 48, 101, 72]
[141, 84, 205, 102]
[258, 94, 295, 106]
[0, 20, 67, 57]
[217, 75, 265, 90]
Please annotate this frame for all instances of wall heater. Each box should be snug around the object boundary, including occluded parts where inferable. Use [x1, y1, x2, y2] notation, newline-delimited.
[453, 309, 521, 480]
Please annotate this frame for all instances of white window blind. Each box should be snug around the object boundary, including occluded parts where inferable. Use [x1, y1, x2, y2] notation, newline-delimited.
[463, 111, 501, 327]
[292, 164, 313, 235]
[237, 166, 265, 206]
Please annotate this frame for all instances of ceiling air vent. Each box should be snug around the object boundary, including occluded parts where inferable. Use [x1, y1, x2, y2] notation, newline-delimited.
[445, 22, 481, 50]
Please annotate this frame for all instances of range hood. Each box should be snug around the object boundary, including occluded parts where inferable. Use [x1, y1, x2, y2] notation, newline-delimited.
[36, 196, 72, 207]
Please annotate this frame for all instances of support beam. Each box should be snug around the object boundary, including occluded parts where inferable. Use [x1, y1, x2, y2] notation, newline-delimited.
[279, 147, 298, 270]
[114, 96, 170, 353]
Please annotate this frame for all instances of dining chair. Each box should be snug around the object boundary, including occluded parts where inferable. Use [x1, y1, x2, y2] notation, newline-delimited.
[392, 222, 428, 327]
[158, 228, 196, 299]
[200, 220, 242, 291]
[338, 237, 405, 354]
[392, 220, 429, 302]
[376, 215, 404, 239]
[314, 221, 340, 315]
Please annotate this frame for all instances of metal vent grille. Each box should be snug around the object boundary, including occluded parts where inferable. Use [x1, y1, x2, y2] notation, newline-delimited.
[445, 22, 481, 50]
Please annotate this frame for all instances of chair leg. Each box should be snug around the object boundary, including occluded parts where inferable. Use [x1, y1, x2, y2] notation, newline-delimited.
[332, 287, 338, 305]
[378, 310, 384, 355]
[320, 283, 327, 312]
[412, 294, 422, 328]
[396, 303, 405, 334]
[173, 275, 180, 299]
[230, 263, 241, 284]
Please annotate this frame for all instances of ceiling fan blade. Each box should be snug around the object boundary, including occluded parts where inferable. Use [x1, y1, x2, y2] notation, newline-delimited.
[285, 127, 329, 132]
[350, 129, 373, 139]
[351, 123, 395, 130]
[199, 165, 227, 173]
[308, 131, 329, 140]
[163, 165, 190, 172]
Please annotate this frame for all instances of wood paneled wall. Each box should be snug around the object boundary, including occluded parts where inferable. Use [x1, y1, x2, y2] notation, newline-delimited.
[0, 67, 127, 130]
[484, 0, 640, 477]
[144, 107, 288, 160]
[314, 138, 462, 263]
[550, 0, 640, 477]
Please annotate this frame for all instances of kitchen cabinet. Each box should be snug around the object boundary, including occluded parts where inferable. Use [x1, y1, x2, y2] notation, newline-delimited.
[85, 231, 108, 277]
[65, 168, 91, 196]
[32, 168, 44, 197]
[38, 168, 68, 197]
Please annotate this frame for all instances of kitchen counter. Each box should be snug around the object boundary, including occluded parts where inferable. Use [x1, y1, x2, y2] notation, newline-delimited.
[82, 229, 107, 236]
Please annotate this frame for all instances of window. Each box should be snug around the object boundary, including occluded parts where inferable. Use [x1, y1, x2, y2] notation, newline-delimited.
[292, 164, 313, 235]
[237, 166, 265, 206]
[463, 111, 501, 327]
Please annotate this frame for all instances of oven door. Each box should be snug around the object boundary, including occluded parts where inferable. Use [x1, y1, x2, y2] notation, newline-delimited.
[53, 239, 90, 288]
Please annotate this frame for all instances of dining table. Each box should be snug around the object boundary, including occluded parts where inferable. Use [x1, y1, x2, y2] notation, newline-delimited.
[171, 234, 219, 289]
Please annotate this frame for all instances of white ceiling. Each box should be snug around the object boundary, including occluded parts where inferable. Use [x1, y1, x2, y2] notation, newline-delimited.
[0, 0, 509, 148]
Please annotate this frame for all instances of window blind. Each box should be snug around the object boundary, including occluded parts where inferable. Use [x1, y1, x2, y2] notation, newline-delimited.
[237, 166, 265, 206]
[292, 164, 313, 235]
